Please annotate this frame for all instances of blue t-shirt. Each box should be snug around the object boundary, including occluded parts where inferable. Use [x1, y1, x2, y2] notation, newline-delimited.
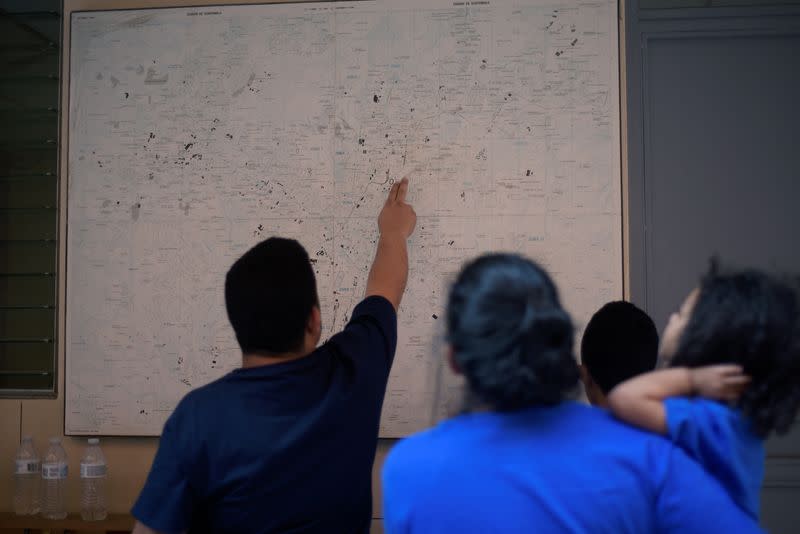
[382, 402, 763, 534]
[132, 296, 397, 534]
[665, 397, 764, 518]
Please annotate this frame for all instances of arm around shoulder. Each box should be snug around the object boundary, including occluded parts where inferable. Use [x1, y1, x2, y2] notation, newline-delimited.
[607, 368, 690, 434]
[608, 365, 750, 435]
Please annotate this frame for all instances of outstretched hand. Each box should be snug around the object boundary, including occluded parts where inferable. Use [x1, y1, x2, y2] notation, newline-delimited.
[378, 178, 416, 239]
[690, 365, 751, 401]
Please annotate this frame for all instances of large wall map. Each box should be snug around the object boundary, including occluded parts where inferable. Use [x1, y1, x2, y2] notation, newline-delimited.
[66, 0, 621, 435]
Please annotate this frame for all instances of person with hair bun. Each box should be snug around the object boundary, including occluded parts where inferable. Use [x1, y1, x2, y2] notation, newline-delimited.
[382, 253, 762, 533]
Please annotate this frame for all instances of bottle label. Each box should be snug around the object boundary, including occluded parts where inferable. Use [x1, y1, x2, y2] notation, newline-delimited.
[15, 459, 41, 475]
[42, 462, 68, 480]
[80, 462, 107, 479]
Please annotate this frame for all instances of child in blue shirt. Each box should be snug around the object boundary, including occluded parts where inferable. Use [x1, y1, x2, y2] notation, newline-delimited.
[609, 262, 800, 519]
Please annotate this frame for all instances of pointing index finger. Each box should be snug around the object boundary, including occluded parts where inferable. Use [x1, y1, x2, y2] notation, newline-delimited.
[395, 177, 409, 202]
[387, 181, 401, 203]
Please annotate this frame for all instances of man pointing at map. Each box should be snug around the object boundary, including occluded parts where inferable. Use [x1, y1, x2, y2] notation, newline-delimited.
[132, 178, 416, 534]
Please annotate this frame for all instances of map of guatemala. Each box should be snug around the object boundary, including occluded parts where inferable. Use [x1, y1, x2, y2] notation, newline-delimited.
[65, 0, 621, 436]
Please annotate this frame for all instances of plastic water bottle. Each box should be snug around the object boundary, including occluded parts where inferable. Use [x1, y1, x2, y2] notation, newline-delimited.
[41, 437, 68, 520]
[13, 436, 41, 515]
[80, 438, 107, 521]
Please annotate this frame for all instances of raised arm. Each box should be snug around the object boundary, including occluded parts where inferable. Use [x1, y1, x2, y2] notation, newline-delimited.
[607, 365, 749, 434]
[365, 178, 417, 310]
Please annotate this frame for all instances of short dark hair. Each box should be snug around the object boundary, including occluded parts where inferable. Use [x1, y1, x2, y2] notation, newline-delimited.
[671, 261, 800, 437]
[225, 237, 318, 354]
[580, 301, 659, 394]
[447, 253, 579, 411]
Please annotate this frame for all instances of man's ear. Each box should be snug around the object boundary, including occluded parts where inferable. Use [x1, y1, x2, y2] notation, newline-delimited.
[307, 305, 321, 336]
[579, 364, 609, 407]
[447, 345, 462, 375]
[579, 364, 592, 386]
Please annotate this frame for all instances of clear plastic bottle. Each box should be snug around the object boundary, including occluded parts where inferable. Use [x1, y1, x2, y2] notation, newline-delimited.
[80, 438, 107, 521]
[41, 437, 68, 520]
[13, 436, 41, 515]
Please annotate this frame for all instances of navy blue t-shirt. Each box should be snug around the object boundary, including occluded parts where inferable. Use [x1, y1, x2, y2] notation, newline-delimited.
[133, 296, 397, 534]
[383, 402, 763, 534]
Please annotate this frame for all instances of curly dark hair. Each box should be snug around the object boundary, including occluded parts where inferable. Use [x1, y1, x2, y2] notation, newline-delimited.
[671, 261, 800, 437]
[447, 253, 580, 411]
